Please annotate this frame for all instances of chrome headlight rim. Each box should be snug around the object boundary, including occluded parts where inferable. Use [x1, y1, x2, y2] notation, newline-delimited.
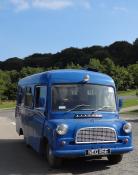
[56, 124, 68, 135]
[123, 122, 132, 134]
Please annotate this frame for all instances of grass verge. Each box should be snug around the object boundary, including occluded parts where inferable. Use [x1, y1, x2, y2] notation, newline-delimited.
[118, 89, 137, 96]
[0, 101, 16, 109]
[123, 98, 138, 108]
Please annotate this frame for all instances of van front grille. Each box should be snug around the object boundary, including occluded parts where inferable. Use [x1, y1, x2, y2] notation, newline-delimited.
[75, 127, 117, 144]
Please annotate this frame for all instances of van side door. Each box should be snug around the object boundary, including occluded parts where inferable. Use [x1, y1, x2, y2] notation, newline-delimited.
[30, 85, 47, 152]
[23, 86, 34, 143]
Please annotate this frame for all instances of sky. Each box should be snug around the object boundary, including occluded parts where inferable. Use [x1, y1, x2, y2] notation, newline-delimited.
[0, 0, 138, 61]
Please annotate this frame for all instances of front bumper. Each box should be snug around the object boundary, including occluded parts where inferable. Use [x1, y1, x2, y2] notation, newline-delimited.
[53, 146, 133, 157]
[53, 137, 133, 158]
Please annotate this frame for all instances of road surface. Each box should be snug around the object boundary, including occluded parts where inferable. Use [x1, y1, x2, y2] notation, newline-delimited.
[121, 105, 138, 113]
[0, 109, 138, 175]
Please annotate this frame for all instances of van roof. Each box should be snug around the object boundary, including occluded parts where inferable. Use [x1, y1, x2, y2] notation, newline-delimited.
[18, 69, 115, 87]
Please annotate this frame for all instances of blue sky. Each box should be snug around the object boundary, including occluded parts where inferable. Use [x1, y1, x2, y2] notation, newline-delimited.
[0, 0, 138, 60]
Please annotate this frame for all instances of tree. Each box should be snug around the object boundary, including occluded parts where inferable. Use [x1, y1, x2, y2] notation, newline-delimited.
[133, 38, 138, 46]
[1, 57, 23, 71]
[24, 53, 53, 68]
[88, 58, 104, 72]
[128, 64, 138, 88]
[102, 58, 116, 76]
[0, 39, 138, 71]
[113, 66, 134, 90]
[92, 49, 110, 61]
[66, 62, 81, 69]
[101, 58, 133, 90]
[108, 41, 132, 66]
[20, 67, 44, 78]
[0, 70, 10, 100]
[4, 70, 19, 100]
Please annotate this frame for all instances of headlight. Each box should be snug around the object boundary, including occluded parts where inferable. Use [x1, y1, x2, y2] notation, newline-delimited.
[123, 123, 132, 133]
[56, 124, 68, 135]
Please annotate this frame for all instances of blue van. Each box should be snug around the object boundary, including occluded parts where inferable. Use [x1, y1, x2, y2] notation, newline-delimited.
[15, 69, 133, 168]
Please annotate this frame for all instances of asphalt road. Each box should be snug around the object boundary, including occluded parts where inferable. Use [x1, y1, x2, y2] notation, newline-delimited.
[0, 109, 138, 175]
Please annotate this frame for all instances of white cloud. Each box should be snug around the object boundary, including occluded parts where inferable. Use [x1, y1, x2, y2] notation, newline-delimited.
[9, 0, 92, 12]
[113, 6, 128, 13]
[32, 0, 73, 10]
[10, 0, 30, 11]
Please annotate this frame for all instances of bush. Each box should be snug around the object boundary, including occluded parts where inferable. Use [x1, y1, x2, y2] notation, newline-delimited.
[136, 90, 138, 96]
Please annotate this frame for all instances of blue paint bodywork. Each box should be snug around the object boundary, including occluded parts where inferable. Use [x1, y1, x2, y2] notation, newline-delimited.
[15, 69, 133, 158]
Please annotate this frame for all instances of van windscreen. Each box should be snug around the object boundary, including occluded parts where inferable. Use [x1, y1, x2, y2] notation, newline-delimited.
[52, 84, 116, 112]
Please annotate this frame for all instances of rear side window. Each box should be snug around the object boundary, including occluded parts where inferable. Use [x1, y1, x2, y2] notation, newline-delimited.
[24, 87, 33, 108]
[35, 86, 47, 110]
[17, 86, 23, 106]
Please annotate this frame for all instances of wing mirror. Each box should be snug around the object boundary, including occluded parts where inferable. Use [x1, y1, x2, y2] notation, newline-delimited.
[118, 98, 123, 111]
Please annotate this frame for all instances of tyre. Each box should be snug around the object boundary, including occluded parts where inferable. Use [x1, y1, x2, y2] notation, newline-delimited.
[24, 136, 31, 148]
[107, 154, 123, 164]
[46, 144, 62, 168]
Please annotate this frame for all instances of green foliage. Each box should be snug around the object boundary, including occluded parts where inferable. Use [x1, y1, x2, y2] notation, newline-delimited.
[128, 64, 138, 87]
[0, 58, 138, 100]
[0, 37, 138, 101]
[0, 39, 138, 71]
[46, 66, 59, 71]
[136, 90, 138, 96]
[99, 58, 134, 90]
[88, 58, 104, 72]
[133, 38, 138, 45]
[2, 57, 23, 71]
[20, 67, 45, 78]
[66, 62, 81, 69]
[108, 41, 132, 66]
[102, 58, 116, 76]
[113, 66, 134, 90]
[0, 67, 45, 100]
[0, 70, 10, 100]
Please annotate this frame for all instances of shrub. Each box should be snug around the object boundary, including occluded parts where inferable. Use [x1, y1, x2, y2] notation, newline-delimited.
[136, 90, 138, 96]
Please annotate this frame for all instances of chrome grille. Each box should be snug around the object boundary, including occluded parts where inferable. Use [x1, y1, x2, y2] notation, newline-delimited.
[75, 127, 117, 144]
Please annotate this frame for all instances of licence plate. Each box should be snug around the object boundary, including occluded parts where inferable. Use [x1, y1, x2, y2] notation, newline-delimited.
[86, 149, 111, 156]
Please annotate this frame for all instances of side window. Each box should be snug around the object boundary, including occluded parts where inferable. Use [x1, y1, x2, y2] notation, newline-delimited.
[35, 86, 47, 110]
[24, 87, 33, 108]
[17, 86, 23, 106]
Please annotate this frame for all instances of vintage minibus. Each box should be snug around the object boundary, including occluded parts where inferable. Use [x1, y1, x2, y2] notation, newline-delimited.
[15, 69, 133, 168]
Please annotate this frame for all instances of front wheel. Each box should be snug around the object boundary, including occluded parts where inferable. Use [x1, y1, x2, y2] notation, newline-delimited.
[46, 144, 62, 168]
[107, 154, 123, 164]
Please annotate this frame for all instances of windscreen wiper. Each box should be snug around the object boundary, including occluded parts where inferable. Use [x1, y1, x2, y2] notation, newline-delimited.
[66, 104, 90, 113]
[91, 106, 114, 114]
